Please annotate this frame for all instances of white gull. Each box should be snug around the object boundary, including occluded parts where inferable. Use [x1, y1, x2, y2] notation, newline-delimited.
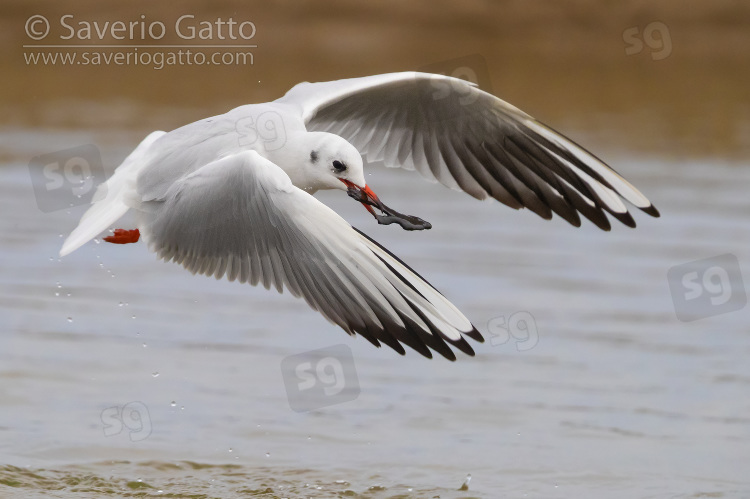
[60, 72, 659, 360]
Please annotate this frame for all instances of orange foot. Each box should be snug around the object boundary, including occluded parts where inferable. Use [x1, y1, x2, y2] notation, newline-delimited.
[103, 229, 140, 245]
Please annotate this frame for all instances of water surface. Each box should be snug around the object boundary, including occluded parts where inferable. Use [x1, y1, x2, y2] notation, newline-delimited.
[1, 127, 748, 497]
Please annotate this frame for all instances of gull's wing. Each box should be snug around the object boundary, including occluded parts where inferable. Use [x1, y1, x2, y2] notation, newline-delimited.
[140, 150, 482, 360]
[277, 72, 660, 230]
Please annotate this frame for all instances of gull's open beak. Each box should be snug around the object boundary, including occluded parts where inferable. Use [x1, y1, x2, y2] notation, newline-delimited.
[339, 179, 432, 231]
[340, 179, 379, 217]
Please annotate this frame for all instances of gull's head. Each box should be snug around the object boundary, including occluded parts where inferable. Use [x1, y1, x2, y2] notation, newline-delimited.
[304, 132, 366, 191]
[298, 131, 429, 229]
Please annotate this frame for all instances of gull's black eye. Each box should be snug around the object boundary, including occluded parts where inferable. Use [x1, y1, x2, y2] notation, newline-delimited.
[333, 160, 347, 172]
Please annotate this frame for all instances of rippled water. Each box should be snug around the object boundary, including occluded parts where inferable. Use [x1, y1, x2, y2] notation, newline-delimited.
[1, 128, 749, 498]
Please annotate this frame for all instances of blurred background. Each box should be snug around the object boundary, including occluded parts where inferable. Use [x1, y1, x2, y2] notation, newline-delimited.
[1, 1, 749, 498]
[3, 0, 749, 156]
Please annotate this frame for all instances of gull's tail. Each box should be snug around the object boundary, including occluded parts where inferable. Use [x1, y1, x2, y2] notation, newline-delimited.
[59, 131, 166, 257]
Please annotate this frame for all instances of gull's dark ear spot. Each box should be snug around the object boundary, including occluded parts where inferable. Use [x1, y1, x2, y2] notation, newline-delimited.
[310, 150, 318, 163]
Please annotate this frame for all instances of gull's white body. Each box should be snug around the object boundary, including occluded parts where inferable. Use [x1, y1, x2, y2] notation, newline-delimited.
[61, 72, 658, 360]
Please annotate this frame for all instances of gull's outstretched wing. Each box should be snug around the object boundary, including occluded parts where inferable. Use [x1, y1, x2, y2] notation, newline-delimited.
[277, 72, 659, 230]
[140, 150, 482, 360]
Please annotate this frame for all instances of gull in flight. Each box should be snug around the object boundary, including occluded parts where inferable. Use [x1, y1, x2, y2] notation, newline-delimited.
[60, 72, 659, 360]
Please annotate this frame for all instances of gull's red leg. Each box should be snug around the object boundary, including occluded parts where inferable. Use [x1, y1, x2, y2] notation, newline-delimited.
[103, 229, 140, 244]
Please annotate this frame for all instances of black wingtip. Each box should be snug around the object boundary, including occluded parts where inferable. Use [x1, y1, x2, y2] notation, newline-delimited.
[444, 336, 476, 357]
[364, 324, 407, 356]
[613, 210, 637, 229]
[463, 327, 484, 343]
[641, 204, 661, 218]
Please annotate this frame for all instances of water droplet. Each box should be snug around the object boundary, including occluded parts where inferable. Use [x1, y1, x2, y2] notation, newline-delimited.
[228, 448, 233, 453]
[118, 302, 124, 307]
[94, 238, 100, 244]
[265, 452, 270, 458]
[66, 317, 73, 323]
[99, 263, 104, 268]
[58, 233, 63, 238]
[66, 292, 71, 297]
[151, 372, 159, 377]
[54, 292, 60, 297]
[131, 315, 136, 319]
[170, 401, 176, 407]
[49, 257, 53, 261]
[56, 282, 62, 289]
[111, 273, 116, 278]
[142, 343, 147, 348]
